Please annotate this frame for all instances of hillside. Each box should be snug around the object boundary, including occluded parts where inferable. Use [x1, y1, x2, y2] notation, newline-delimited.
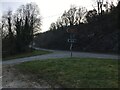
[34, 3, 119, 54]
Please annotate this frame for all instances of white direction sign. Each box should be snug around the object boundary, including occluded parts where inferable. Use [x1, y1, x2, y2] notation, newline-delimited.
[67, 39, 76, 43]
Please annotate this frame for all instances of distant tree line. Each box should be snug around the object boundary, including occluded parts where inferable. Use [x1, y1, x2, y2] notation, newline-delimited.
[49, 5, 87, 31]
[48, 0, 116, 31]
[1, 3, 41, 57]
[34, 1, 119, 54]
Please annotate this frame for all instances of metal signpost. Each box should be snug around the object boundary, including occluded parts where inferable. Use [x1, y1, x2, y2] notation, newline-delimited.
[66, 27, 77, 58]
[67, 38, 76, 58]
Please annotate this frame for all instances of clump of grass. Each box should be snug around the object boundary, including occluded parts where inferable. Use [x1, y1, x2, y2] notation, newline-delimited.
[15, 58, 118, 88]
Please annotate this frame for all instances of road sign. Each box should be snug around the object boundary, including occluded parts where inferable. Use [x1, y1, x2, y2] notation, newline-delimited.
[66, 28, 77, 33]
[66, 27, 77, 58]
[67, 39, 76, 43]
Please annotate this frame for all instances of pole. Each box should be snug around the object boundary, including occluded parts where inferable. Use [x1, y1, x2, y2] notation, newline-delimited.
[70, 42, 73, 58]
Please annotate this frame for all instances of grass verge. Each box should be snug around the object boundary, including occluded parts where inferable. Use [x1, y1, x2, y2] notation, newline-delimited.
[15, 58, 118, 88]
[3, 50, 52, 61]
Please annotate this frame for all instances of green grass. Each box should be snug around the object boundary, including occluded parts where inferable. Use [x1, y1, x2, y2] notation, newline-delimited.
[3, 50, 52, 61]
[15, 58, 119, 88]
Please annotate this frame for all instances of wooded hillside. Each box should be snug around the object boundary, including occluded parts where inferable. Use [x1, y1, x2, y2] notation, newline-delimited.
[34, 2, 119, 54]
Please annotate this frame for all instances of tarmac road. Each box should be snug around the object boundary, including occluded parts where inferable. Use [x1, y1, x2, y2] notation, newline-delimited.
[2, 47, 119, 65]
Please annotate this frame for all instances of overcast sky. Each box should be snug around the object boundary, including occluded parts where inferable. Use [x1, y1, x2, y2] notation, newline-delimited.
[0, 0, 118, 32]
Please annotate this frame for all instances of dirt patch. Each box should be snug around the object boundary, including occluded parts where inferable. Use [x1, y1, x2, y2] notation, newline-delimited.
[2, 65, 51, 88]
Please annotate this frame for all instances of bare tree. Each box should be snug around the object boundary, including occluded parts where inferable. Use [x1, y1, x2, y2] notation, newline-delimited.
[0, 18, 6, 39]
[1, 10, 16, 55]
[92, 0, 104, 15]
[56, 17, 63, 29]
[85, 9, 97, 23]
[93, 0, 116, 14]
[15, 3, 41, 34]
[49, 5, 87, 30]
[61, 11, 69, 26]
[61, 6, 87, 26]
[49, 22, 56, 30]
[75, 7, 87, 25]
[14, 3, 41, 52]
[97, 0, 104, 14]
[1, 10, 14, 38]
[67, 5, 77, 26]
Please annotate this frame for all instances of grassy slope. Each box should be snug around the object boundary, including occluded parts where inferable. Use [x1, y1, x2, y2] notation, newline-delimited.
[15, 58, 118, 88]
[3, 50, 52, 61]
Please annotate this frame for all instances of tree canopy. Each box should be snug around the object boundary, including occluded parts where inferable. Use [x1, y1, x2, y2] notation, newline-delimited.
[34, 2, 119, 54]
[2, 3, 41, 57]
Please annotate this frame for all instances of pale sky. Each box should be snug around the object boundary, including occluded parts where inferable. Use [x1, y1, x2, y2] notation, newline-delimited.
[0, 0, 118, 32]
